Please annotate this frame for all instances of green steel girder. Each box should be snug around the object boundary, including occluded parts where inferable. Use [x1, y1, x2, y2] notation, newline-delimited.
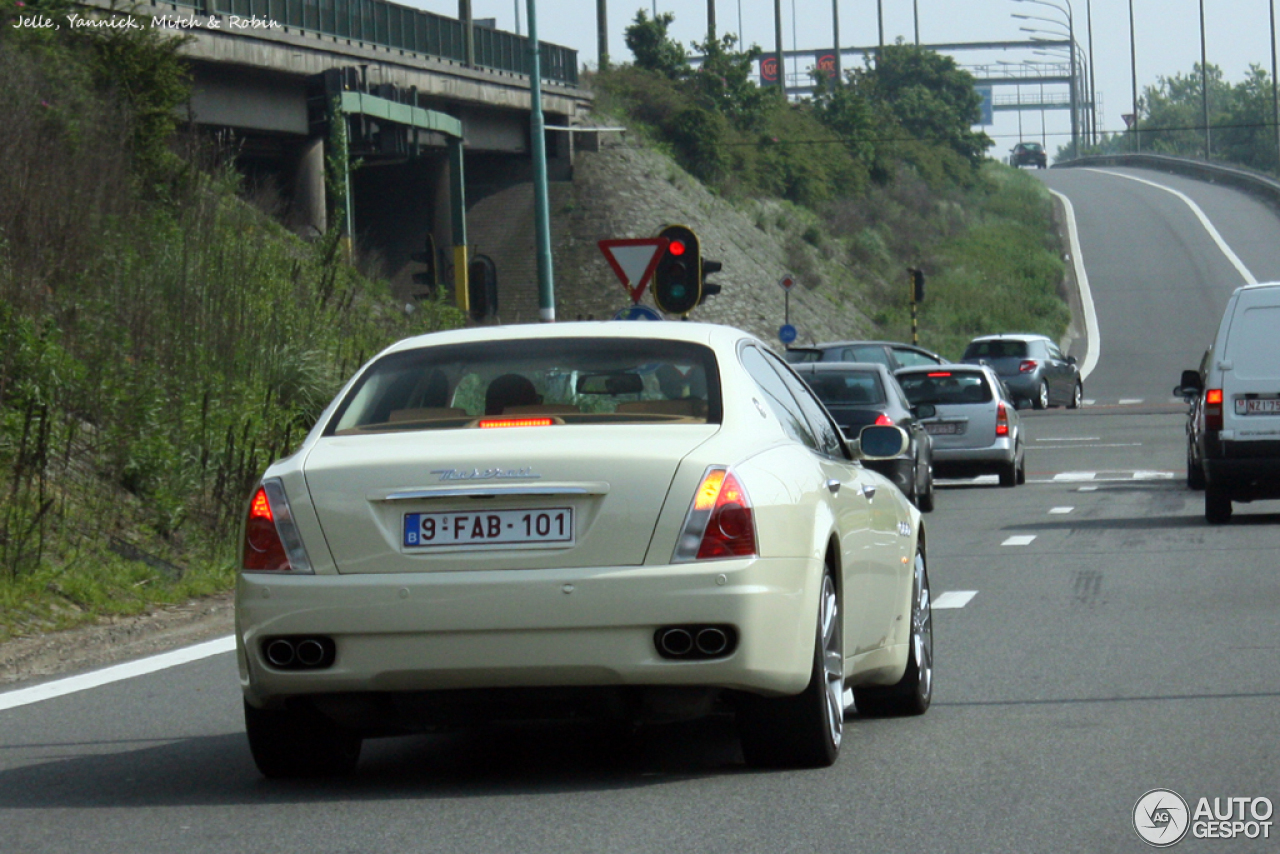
[338, 91, 463, 138]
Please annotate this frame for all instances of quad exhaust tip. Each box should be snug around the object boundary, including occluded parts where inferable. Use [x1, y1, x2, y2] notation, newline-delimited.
[262, 636, 336, 670]
[655, 625, 737, 660]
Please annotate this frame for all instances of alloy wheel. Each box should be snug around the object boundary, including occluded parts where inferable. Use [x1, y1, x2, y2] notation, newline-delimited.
[820, 574, 843, 749]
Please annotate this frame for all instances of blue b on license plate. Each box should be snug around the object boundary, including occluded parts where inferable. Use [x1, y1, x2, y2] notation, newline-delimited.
[403, 507, 574, 549]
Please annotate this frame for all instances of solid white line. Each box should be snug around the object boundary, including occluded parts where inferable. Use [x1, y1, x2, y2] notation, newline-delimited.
[1118, 398, 1145, 405]
[1048, 188, 1101, 381]
[1035, 437, 1102, 442]
[1054, 471, 1097, 481]
[1035, 443, 1143, 449]
[1085, 168, 1258, 286]
[1049, 506, 1075, 514]
[933, 590, 978, 610]
[1001, 535, 1038, 546]
[0, 635, 236, 712]
[1082, 399, 1097, 406]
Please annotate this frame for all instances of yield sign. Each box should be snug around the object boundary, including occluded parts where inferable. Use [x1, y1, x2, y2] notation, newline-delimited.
[598, 237, 670, 303]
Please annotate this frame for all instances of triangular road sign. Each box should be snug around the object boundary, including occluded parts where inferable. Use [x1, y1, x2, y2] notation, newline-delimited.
[598, 237, 670, 303]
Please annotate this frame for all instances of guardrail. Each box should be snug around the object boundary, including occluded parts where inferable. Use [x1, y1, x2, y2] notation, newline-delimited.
[1056, 153, 1280, 210]
[166, 0, 578, 86]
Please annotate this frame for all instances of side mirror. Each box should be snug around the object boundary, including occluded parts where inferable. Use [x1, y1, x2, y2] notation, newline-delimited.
[912, 403, 937, 419]
[856, 425, 909, 460]
[1179, 370, 1203, 393]
[1066, 355, 1078, 365]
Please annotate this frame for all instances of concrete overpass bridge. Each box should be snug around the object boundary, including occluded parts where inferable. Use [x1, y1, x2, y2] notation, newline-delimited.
[90, 0, 593, 316]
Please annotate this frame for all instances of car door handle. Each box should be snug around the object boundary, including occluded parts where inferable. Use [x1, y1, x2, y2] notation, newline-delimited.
[826, 479, 841, 494]
[860, 483, 876, 499]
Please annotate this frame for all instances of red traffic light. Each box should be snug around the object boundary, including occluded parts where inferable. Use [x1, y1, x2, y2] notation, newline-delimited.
[669, 240, 686, 256]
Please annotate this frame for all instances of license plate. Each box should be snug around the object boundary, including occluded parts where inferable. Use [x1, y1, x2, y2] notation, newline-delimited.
[925, 422, 964, 435]
[403, 508, 574, 549]
[1238, 398, 1280, 415]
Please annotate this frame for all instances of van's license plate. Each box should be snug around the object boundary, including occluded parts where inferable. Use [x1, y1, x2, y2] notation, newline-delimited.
[404, 508, 573, 548]
[1239, 399, 1280, 415]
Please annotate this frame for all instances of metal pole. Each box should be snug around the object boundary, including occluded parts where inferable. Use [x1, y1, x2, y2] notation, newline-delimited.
[791, 0, 797, 86]
[707, 0, 715, 45]
[833, 0, 841, 81]
[913, 0, 919, 44]
[1200, 0, 1210, 159]
[1130, 0, 1139, 152]
[527, 0, 555, 321]
[876, 0, 883, 50]
[1272, 0, 1279, 173]
[514, 0, 520, 35]
[774, 0, 785, 95]
[1086, 0, 1096, 144]
[1067, 15, 1078, 157]
[597, 0, 608, 69]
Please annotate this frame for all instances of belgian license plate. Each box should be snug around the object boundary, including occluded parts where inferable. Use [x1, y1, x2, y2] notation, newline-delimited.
[925, 422, 963, 435]
[1241, 399, 1280, 415]
[403, 508, 573, 549]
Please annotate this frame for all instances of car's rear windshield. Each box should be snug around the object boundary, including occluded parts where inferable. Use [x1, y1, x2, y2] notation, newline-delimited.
[326, 338, 722, 434]
[799, 371, 886, 407]
[963, 339, 1028, 360]
[897, 371, 993, 405]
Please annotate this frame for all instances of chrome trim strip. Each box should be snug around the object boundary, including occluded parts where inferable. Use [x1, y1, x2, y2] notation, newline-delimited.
[375, 483, 609, 501]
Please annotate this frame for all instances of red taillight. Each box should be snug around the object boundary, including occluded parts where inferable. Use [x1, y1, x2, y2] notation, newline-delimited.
[478, 417, 555, 429]
[996, 402, 1010, 437]
[1019, 360, 1039, 373]
[243, 486, 290, 571]
[1205, 389, 1223, 431]
[697, 471, 755, 559]
[874, 412, 894, 426]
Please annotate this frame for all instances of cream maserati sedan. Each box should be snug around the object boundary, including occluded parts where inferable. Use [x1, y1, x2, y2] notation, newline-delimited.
[237, 322, 932, 776]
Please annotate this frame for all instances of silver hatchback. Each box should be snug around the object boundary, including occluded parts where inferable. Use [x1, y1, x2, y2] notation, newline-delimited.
[895, 365, 1026, 487]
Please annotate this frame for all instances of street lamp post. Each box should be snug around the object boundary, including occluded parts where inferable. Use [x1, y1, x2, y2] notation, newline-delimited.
[1130, 0, 1139, 151]
[527, 0, 554, 320]
[1013, 0, 1079, 156]
[1199, 0, 1210, 159]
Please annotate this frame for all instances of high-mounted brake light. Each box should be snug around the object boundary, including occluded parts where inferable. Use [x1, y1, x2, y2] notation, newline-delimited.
[242, 479, 314, 573]
[1019, 360, 1039, 373]
[1205, 389, 1224, 431]
[927, 372, 952, 378]
[874, 413, 894, 426]
[478, 417, 555, 429]
[673, 467, 757, 562]
[996, 402, 1010, 437]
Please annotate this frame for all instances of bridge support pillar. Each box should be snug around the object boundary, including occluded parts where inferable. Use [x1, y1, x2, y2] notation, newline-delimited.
[293, 137, 327, 237]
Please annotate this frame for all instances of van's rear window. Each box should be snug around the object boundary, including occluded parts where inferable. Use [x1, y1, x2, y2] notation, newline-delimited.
[326, 338, 722, 434]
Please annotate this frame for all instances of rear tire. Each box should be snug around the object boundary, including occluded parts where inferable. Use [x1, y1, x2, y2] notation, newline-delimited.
[916, 465, 935, 513]
[1068, 381, 1083, 410]
[1205, 484, 1233, 524]
[738, 570, 842, 769]
[999, 458, 1018, 487]
[245, 700, 362, 778]
[854, 549, 932, 716]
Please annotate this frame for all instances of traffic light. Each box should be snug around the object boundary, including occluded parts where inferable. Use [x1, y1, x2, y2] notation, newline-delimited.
[652, 225, 702, 315]
[699, 258, 723, 303]
[910, 268, 925, 302]
[411, 234, 437, 297]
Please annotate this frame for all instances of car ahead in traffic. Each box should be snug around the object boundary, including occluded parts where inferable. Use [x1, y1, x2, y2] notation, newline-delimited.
[237, 322, 933, 776]
[792, 362, 936, 512]
[1175, 282, 1280, 523]
[1009, 141, 1047, 168]
[961, 333, 1082, 410]
[896, 364, 1026, 486]
[784, 340, 947, 372]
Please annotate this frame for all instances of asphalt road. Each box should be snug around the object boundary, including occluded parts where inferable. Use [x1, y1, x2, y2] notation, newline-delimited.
[2, 167, 1279, 853]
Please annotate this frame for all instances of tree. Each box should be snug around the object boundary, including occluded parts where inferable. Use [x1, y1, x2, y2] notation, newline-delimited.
[624, 11, 688, 80]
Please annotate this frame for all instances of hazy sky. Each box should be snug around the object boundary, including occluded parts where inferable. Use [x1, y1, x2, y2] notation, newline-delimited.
[407, 0, 1280, 156]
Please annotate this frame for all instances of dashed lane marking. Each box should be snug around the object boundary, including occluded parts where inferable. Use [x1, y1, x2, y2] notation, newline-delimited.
[1049, 506, 1075, 514]
[1002, 535, 1038, 546]
[933, 590, 978, 610]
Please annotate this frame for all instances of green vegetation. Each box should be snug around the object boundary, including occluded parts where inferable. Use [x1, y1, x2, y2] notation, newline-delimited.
[594, 14, 1064, 358]
[1082, 62, 1280, 173]
[0, 0, 462, 639]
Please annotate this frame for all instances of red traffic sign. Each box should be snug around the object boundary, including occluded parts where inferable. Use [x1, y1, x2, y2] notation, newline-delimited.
[599, 237, 670, 304]
[778, 272, 798, 292]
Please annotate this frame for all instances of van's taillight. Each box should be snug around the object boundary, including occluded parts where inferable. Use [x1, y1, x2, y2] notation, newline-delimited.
[1019, 360, 1039, 373]
[996, 402, 1010, 437]
[874, 412, 894, 426]
[1205, 389, 1224, 431]
[673, 467, 757, 562]
[242, 480, 313, 573]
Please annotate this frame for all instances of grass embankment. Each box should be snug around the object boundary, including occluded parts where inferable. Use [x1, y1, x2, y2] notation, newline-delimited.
[0, 18, 462, 640]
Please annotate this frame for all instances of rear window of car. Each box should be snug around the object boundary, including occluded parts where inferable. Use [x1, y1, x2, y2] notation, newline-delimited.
[898, 371, 993, 405]
[963, 339, 1028, 360]
[783, 348, 822, 364]
[326, 338, 722, 434]
[799, 371, 886, 407]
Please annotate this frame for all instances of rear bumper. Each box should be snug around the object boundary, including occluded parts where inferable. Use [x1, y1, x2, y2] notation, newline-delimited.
[999, 374, 1040, 398]
[932, 436, 1015, 465]
[1204, 442, 1280, 498]
[237, 556, 822, 707]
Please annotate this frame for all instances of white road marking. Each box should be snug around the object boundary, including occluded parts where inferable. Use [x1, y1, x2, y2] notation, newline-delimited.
[1035, 437, 1102, 442]
[1087, 168, 1258, 286]
[933, 590, 979, 610]
[1077, 485, 1099, 492]
[1049, 506, 1075, 514]
[1002, 535, 1038, 546]
[1047, 189, 1101, 380]
[1083, 399, 1097, 406]
[1035, 443, 1143, 449]
[0, 635, 236, 712]
[935, 474, 1000, 486]
[1118, 398, 1145, 405]
[1053, 471, 1097, 481]
[1048, 470, 1175, 483]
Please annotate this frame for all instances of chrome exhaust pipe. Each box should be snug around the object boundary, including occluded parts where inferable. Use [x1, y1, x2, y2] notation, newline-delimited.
[658, 628, 694, 657]
[295, 638, 327, 667]
[264, 639, 296, 667]
[695, 627, 729, 656]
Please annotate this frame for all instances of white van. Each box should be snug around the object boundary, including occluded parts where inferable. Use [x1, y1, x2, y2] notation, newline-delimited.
[1177, 282, 1280, 523]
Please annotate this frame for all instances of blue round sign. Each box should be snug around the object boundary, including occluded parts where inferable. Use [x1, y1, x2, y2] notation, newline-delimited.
[614, 305, 664, 321]
[779, 324, 797, 344]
